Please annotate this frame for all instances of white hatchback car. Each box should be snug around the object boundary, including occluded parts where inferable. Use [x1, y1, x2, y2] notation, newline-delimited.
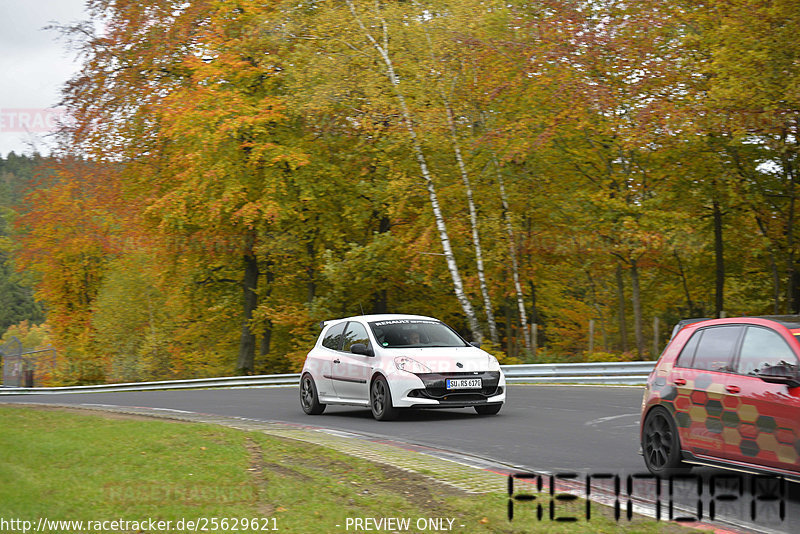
[299, 314, 507, 420]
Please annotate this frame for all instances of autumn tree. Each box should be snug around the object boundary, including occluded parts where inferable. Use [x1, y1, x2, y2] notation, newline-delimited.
[15, 158, 121, 383]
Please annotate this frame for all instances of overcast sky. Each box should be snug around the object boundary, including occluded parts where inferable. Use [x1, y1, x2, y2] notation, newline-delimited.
[0, 0, 88, 157]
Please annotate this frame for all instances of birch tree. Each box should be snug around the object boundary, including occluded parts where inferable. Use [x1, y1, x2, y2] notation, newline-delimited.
[413, 2, 499, 344]
[342, 0, 483, 341]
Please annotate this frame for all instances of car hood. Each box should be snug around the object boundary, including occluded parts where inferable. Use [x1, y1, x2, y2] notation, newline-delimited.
[383, 346, 499, 373]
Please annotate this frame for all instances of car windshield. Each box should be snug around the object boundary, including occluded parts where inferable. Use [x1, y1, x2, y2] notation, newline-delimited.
[368, 319, 469, 348]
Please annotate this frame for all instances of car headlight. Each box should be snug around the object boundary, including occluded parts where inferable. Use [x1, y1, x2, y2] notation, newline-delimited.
[394, 356, 432, 374]
[487, 354, 500, 369]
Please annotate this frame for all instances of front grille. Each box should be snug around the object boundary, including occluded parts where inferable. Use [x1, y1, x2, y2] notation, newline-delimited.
[411, 371, 502, 399]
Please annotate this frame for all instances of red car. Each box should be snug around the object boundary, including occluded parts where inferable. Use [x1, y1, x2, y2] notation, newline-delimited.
[640, 316, 800, 480]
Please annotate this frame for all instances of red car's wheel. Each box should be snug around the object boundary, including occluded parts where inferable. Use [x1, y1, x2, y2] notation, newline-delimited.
[642, 407, 688, 476]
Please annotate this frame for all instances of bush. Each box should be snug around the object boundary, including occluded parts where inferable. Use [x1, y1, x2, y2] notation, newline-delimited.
[480, 341, 523, 365]
[584, 351, 637, 362]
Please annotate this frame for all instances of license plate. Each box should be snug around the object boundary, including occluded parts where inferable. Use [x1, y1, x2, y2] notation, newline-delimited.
[446, 378, 482, 390]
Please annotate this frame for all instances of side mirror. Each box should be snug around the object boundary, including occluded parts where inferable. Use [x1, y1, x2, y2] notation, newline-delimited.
[350, 343, 374, 357]
[470, 341, 481, 348]
[756, 365, 800, 388]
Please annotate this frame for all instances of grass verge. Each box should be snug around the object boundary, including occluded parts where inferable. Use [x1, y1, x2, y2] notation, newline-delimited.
[0, 405, 691, 533]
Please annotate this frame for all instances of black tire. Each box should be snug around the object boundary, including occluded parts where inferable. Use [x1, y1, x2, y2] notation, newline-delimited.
[642, 407, 688, 476]
[370, 375, 399, 421]
[475, 404, 502, 415]
[300, 374, 326, 415]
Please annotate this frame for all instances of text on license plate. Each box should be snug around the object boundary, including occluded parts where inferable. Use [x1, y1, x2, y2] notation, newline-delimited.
[446, 378, 482, 390]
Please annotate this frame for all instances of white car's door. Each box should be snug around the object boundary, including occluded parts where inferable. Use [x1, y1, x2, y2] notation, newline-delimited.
[313, 321, 346, 399]
[330, 321, 373, 402]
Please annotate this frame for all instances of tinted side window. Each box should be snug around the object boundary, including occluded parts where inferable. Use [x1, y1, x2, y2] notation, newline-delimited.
[692, 326, 742, 372]
[736, 326, 799, 376]
[675, 330, 702, 368]
[342, 322, 370, 353]
[322, 323, 346, 350]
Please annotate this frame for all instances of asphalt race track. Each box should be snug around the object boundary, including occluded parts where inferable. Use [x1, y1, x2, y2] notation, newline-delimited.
[1, 384, 796, 532]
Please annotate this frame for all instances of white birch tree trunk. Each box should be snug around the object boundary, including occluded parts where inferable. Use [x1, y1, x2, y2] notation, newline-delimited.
[443, 101, 499, 345]
[495, 160, 531, 351]
[345, 0, 483, 341]
[412, 0, 498, 345]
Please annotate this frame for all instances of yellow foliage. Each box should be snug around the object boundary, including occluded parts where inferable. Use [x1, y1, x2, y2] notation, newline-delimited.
[2, 320, 51, 351]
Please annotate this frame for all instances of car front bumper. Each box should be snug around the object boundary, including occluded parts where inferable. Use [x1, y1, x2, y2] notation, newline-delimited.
[391, 371, 506, 408]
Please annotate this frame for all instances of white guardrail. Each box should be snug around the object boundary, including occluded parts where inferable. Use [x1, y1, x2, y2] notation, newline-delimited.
[0, 362, 655, 395]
